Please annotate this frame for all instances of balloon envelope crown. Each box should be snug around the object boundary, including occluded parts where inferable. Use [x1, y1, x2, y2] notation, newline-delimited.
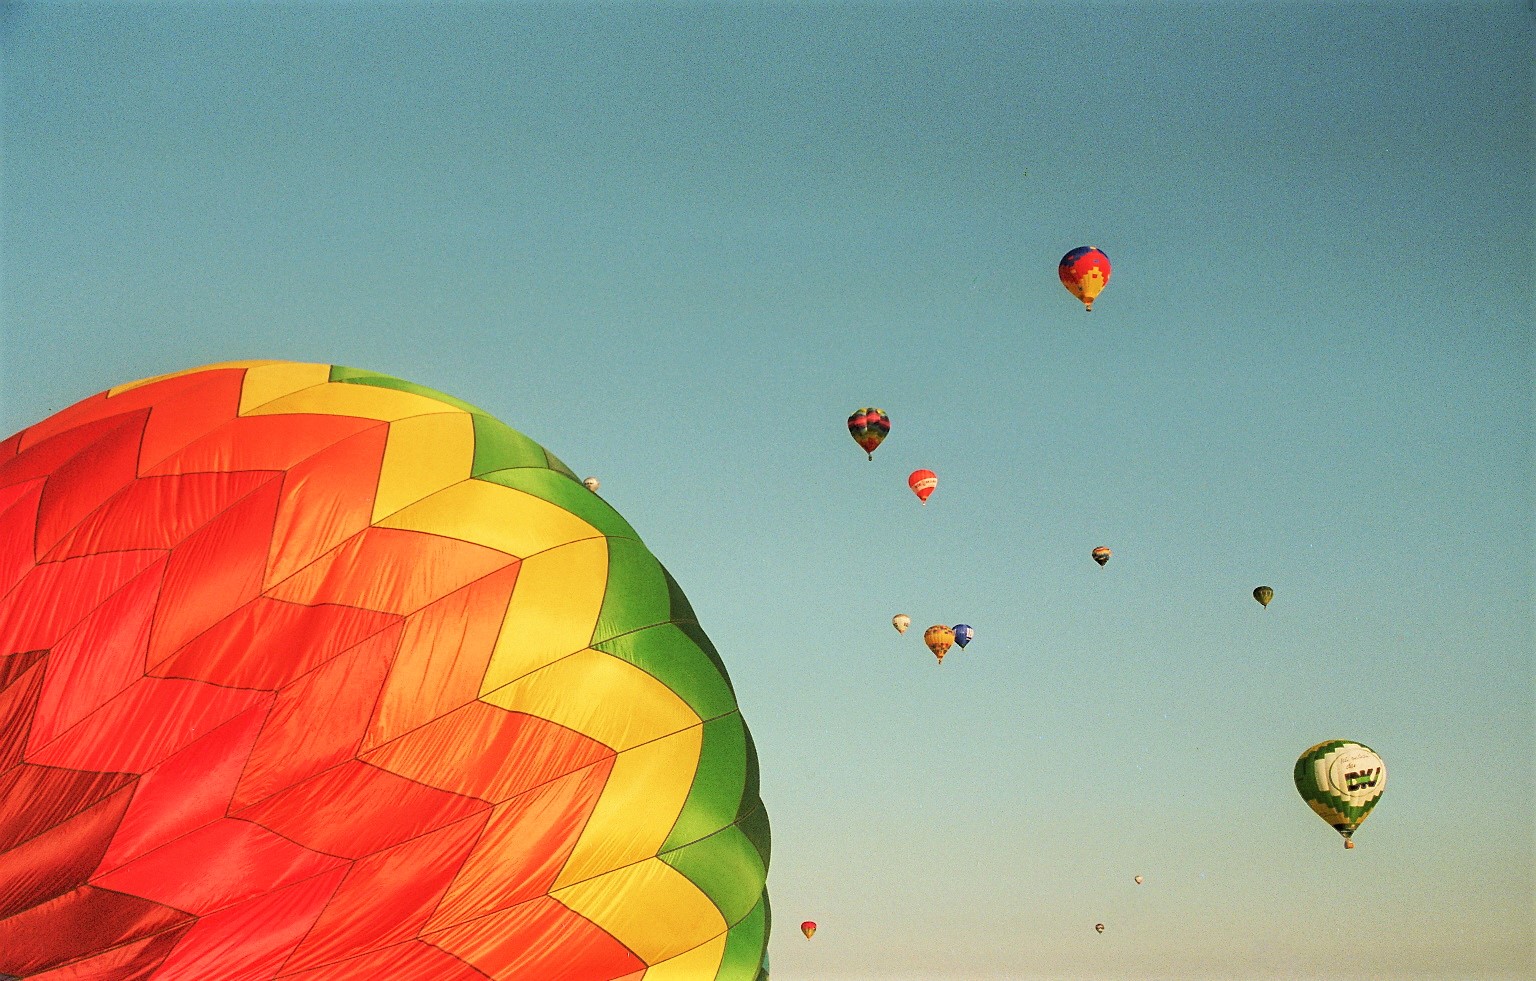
[0, 360, 771, 979]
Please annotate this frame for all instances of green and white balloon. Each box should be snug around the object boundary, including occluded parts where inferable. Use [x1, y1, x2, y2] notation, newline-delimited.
[1294, 740, 1386, 848]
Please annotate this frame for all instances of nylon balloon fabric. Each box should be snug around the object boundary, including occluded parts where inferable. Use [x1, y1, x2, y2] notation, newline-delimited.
[0, 362, 770, 980]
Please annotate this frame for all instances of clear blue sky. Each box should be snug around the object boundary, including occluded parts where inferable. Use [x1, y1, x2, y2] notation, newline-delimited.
[3, 2, 1533, 978]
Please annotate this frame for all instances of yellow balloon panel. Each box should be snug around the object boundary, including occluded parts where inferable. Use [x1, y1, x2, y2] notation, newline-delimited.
[481, 647, 698, 753]
[554, 726, 703, 889]
[641, 932, 729, 980]
[236, 361, 333, 413]
[553, 856, 726, 964]
[482, 538, 609, 692]
[372, 412, 476, 522]
[246, 377, 455, 422]
[381, 480, 599, 561]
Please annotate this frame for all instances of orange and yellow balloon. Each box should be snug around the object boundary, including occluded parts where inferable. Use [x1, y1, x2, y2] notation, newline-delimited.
[1059, 247, 1112, 312]
[924, 625, 955, 664]
[0, 361, 770, 980]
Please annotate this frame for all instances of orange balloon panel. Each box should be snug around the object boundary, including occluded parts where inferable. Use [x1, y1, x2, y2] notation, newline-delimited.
[0, 362, 770, 980]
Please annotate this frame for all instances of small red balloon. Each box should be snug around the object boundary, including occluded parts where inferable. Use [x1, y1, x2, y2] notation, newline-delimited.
[908, 469, 937, 504]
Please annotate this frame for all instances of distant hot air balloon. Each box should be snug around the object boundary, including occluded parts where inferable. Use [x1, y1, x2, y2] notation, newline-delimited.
[952, 624, 974, 649]
[801, 921, 817, 940]
[908, 469, 938, 504]
[1094, 923, 1106, 934]
[892, 613, 911, 635]
[924, 625, 955, 663]
[1059, 247, 1112, 312]
[847, 408, 891, 460]
[1134, 875, 1144, 885]
[1092, 546, 1112, 567]
[582, 476, 601, 492]
[1294, 740, 1386, 849]
[1253, 585, 1274, 607]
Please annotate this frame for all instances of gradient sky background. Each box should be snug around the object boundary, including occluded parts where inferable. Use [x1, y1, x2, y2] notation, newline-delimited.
[3, 2, 1533, 978]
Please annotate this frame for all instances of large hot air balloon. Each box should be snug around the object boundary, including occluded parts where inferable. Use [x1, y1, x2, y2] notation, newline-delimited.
[923, 625, 955, 664]
[800, 921, 817, 939]
[1092, 546, 1112, 567]
[908, 469, 937, 504]
[892, 614, 911, 635]
[952, 624, 974, 649]
[0, 362, 770, 980]
[1059, 247, 1112, 312]
[847, 408, 890, 460]
[1253, 585, 1274, 607]
[1294, 740, 1386, 849]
